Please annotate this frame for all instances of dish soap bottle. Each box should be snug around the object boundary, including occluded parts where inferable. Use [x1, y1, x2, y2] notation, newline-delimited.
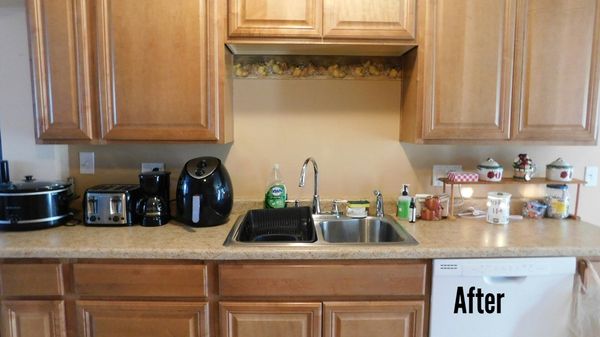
[264, 164, 287, 208]
[397, 184, 411, 220]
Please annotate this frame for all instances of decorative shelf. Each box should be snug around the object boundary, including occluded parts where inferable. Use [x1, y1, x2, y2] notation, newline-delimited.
[439, 177, 585, 219]
[439, 177, 586, 186]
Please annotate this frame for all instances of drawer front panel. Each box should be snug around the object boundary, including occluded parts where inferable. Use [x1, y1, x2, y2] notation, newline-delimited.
[0, 264, 64, 296]
[219, 263, 427, 297]
[73, 263, 207, 297]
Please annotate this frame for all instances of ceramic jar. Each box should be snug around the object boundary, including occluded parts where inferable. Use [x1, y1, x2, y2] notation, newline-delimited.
[513, 154, 536, 181]
[546, 158, 573, 182]
[477, 158, 503, 182]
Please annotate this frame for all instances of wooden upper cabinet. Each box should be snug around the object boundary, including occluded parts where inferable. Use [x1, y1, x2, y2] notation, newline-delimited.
[1, 301, 66, 337]
[512, 0, 600, 143]
[323, 0, 416, 40]
[76, 301, 209, 337]
[220, 302, 322, 337]
[26, 0, 95, 142]
[229, 0, 323, 37]
[323, 301, 424, 337]
[422, 0, 516, 140]
[96, 0, 221, 141]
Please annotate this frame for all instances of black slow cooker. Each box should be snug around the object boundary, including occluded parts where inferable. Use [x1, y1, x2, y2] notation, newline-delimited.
[0, 176, 73, 230]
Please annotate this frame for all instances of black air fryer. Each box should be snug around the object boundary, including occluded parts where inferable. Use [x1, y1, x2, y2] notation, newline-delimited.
[176, 157, 233, 227]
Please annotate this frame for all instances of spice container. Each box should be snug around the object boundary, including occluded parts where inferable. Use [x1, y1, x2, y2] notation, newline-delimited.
[545, 184, 570, 219]
[522, 200, 547, 219]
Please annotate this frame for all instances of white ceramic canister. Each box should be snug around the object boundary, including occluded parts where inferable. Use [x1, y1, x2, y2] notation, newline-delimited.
[546, 158, 574, 182]
[487, 192, 511, 225]
[477, 158, 503, 182]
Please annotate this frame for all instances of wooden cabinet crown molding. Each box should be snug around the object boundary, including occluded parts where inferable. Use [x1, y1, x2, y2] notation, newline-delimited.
[26, 0, 95, 142]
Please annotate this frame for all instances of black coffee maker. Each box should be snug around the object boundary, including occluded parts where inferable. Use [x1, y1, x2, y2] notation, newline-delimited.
[137, 169, 171, 226]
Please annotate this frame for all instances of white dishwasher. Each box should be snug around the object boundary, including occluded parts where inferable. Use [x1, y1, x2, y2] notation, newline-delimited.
[429, 257, 575, 337]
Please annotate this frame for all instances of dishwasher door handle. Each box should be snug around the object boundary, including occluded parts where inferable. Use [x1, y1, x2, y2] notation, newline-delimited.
[483, 276, 528, 285]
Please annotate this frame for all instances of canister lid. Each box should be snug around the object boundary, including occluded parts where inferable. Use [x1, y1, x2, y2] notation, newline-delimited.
[478, 158, 503, 169]
[546, 158, 573, 169]
[487, 191, 511, 199]
[546, 184, 568, 190]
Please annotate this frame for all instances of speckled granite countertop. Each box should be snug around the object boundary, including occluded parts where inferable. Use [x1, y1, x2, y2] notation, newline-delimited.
[1, 204, 600, 260]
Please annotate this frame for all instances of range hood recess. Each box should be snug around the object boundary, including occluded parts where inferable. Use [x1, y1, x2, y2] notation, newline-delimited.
[226, 41, 417, 57]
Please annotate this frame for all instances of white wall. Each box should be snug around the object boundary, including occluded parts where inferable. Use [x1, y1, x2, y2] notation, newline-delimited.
[0, 0, 69, 181]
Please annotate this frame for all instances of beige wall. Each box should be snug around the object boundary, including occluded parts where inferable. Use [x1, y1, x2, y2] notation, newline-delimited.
[0, 0, 69, 181]
[69, 79, 600, 224]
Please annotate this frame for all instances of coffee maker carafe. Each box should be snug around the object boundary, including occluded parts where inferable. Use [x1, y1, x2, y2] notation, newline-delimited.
[137, 169, 171, 226]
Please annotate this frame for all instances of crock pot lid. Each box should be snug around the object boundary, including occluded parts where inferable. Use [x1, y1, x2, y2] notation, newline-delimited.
[546, 157, 573, 169]
[478, 158, 502, 169]
[0, 178, 70, 193]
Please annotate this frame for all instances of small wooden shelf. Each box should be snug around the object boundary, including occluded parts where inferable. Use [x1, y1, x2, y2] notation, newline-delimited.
[439, 177, 586, 186]
[439, 177, 585, 219]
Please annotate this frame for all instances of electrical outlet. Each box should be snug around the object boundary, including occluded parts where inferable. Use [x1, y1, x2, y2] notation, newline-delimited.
[141, 162, 165, 173]
[79, 152, 95, 175]
[585, 166, 598, 187]
[432, 165, 463, 187]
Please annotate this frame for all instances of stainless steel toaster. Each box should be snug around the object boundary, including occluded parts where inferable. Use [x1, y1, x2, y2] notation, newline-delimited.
[83, 184, 141, 226]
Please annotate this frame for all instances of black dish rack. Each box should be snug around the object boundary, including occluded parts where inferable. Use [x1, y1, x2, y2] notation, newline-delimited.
[238, 207, 316, 243]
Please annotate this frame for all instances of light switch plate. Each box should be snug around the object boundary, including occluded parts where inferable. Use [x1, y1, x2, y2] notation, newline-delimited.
[141, 162, 165, 173]
[585, 166, 598, 187]
[432, 165, 463, 186]
[79, 152, 95, 175]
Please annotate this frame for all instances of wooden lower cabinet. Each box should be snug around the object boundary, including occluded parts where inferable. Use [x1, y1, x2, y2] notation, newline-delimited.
[76, 301, 209, 337]
[323, 301, 424, 337]
[220, 302, 322, 337]
[1, 300, 67, 337]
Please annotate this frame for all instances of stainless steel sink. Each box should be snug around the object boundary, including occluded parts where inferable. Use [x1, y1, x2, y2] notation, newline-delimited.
[224, 211, 418, 246]
[317, 215, 416, 244]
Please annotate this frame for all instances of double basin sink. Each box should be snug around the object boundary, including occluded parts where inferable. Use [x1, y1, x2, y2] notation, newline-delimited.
[224, 207, 418, 246]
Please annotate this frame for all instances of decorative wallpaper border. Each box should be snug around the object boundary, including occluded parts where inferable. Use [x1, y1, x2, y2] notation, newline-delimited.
[233, 55, 402, 80]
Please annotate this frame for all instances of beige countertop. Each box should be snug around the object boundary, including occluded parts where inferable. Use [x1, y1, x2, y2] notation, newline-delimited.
[1, 203, 600, 260]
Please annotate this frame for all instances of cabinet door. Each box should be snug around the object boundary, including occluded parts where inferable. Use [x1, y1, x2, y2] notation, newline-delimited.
[422, 0, 516, 140]
[1, 301, 66, 337]
[76, 301, 208, 337]
[26, 0, 95, 141]
[512, 0, 600, 143]
[323, 301, 424, 337]
[323, 0, 416, 40]
[220, 302, 322, 337]
[96, 0, 217, 141]
[229, 0, 322, 37]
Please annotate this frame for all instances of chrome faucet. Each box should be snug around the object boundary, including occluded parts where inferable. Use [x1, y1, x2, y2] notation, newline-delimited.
[374, 190, 384, 217]
[299, 157, 321, 214]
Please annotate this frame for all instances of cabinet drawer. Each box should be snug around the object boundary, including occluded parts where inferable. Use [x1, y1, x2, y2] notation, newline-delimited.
[0, 263, 64, 296]
[73, 263, 207, 297]
[219, 263, 427, 297]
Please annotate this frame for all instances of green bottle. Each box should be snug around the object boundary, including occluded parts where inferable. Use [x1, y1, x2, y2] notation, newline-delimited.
[397, 184, 411, 220]
[264, 164, 287, 209]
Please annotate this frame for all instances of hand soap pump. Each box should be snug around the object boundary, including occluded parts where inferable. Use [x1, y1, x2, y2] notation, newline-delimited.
[397, 184, 411, 220]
